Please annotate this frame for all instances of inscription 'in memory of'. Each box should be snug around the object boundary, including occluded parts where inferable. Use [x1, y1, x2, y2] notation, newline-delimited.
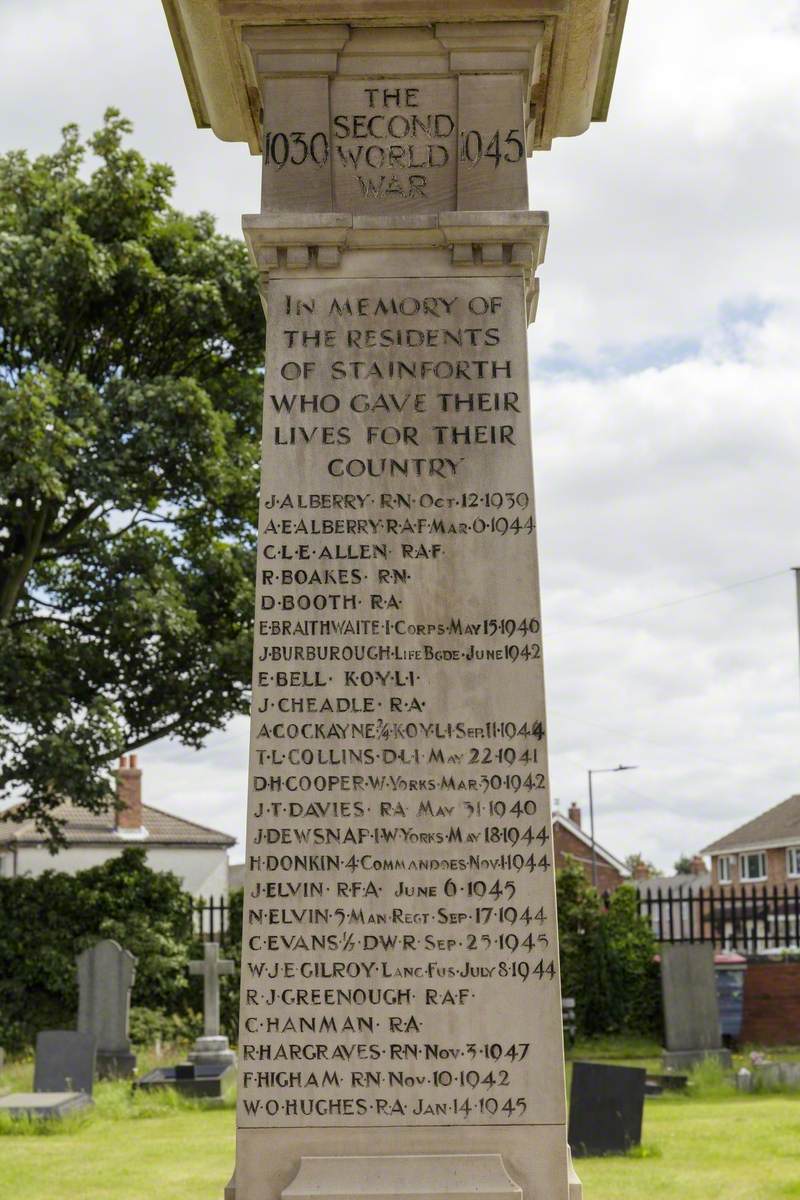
[240, 277, 563, 1129]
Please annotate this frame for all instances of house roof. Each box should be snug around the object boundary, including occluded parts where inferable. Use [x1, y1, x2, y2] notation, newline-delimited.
[552, 812, 631, 877]
[633, 871, 711, 896]
[0, 801, 236, 849]
[701, 794, 800, 855]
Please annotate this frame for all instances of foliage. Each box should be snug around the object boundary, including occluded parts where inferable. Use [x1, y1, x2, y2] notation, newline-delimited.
[673, 855, 694, 874]
[128, 1006, 202, 1049]
[0, 110, 263, 844]
[557, 857, 661, 1037]
[624, 852, 659, 879]
[0, 847, 195, 1052]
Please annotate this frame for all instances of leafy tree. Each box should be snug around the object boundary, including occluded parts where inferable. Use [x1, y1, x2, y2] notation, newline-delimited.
[0, 110, 263, 843]
[673, 855, 694, 875]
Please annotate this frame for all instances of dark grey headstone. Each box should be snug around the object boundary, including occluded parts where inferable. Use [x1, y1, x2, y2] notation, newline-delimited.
[33, 1031, 96, 1096]
[660, 943, 721, 1052]
[77, 939, 137, 1079]
[568, 1061, 646, 1157]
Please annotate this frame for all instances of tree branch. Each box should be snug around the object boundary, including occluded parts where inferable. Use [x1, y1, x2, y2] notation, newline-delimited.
[0, 502, 53, 621]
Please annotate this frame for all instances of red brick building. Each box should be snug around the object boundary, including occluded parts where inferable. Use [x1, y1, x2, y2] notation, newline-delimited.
[702, 794, 800, 890]
[553, 803, 630, 892]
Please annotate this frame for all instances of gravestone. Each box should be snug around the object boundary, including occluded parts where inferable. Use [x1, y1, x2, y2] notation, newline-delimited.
[661, 944, 732, 1069]
[568, 1062, 646, 1157]
[188, 942, 236, 1069]
[0, 1031, 95, 1120]
[77, 939, 137, 1079]
[136, 942, 236, 1098]
[161, 4, 631, 1199]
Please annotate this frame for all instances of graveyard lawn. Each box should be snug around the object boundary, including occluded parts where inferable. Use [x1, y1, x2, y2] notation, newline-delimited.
[1, 1060, 800, 1200]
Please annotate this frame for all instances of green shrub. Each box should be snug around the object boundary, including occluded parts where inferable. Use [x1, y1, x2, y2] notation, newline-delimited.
[0, 847, 194, 1052]
[129, 1006, 203, 1048]
[557, 858, 661, 1037]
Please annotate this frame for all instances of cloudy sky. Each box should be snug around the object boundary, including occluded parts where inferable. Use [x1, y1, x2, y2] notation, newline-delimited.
[2, 0, 799, 872]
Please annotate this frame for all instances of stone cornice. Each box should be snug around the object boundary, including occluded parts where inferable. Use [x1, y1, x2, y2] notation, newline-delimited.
[242, 210, 548, 321]
[161, 0, 629, 153]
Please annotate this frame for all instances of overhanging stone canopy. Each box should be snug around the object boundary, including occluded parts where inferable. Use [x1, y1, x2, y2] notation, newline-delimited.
[162, 0, 629, 153]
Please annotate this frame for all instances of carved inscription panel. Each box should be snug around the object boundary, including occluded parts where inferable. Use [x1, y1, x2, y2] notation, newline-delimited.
[240, 276, 564, 1129]
[261, 76, 529, 215]
[330, 79, 457, 213]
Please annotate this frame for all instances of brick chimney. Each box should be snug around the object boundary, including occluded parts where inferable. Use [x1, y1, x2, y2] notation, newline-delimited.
[116, 755, 143, 830]
[567, 803, 582, 828]
[690, 854, 707, 876]
[633, 862, 651, 881]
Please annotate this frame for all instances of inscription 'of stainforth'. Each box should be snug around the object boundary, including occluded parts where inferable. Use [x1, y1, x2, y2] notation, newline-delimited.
[240, 277, 564, 1129]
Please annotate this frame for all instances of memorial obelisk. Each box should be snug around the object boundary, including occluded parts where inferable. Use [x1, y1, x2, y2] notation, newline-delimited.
[161, 4, 629, 1198]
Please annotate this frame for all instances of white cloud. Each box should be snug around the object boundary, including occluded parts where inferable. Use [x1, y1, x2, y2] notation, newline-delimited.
[1, 0, 798, 872]
[537, 305, 800, 870]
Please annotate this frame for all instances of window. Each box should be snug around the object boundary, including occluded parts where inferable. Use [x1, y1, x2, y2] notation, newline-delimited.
[739, 851, 767, 882]
[787, 848, 800, 879]
[717, 856, 734, 885]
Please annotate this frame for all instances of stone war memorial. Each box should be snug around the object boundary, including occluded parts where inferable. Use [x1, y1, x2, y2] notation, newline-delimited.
[161, 2, 629, 1198]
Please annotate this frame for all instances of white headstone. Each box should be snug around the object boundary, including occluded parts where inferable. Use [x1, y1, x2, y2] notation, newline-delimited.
[188, 942, 236, 1068]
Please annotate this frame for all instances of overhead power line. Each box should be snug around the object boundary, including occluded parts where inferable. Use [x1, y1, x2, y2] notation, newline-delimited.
[549, 568, 789, 631]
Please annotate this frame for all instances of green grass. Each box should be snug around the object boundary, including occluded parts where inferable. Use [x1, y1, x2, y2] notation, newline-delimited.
[578, 1094, 800, 1199]
[2, 1051, 800, 1198]
[0, 1054, 235, 1199]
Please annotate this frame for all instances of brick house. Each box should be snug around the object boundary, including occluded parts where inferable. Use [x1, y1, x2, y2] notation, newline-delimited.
[553, 803, 630, 892]
[702, 794, 800, 890]
[0, 756, 235, 901]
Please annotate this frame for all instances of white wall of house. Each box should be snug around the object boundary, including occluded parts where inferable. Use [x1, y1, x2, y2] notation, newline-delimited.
[0, 843, 229, 900]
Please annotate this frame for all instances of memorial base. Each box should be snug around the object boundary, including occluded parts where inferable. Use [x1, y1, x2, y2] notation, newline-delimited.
[224, 1153, 583, 1200]
[662, 1049, 732, 1071]
[135, 1060, 235, 1100]
[286, 1155, 520, 1200]
[97, 1050, 137, 1080]
[188, 1035, 236, 1069]
[0, 1092, 93, 1120]
[566, 1149, 583, 1200]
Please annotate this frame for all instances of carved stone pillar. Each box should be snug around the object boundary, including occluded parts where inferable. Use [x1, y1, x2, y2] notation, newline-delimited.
[161, 5, 630, 1198]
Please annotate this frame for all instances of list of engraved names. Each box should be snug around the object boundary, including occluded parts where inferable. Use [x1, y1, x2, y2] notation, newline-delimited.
[240, 277, 562, 1128]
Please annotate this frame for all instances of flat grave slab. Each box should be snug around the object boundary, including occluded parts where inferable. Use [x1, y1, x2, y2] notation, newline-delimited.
[0, 1091, 93, 1119]
[135, 1060, 235, 1099]
[646, 1072, 688, 1096]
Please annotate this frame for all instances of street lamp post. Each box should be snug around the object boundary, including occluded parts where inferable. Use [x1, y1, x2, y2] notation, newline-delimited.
[587, 764, 638, 888]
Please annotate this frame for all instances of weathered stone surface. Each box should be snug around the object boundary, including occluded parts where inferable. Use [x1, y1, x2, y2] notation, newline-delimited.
[661, 944, 722, 1052]
[282, 1154, 522, 1200]
[76, 939, 136, 1079]
[160, 7, 630, 1199]
[188, 942, 237, 1069]
[33, 1030, 95, 1096]
[240, 272, 563, 1137]
[0, 1092, 93, 1120]
[568, 1062, 645, 1157]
